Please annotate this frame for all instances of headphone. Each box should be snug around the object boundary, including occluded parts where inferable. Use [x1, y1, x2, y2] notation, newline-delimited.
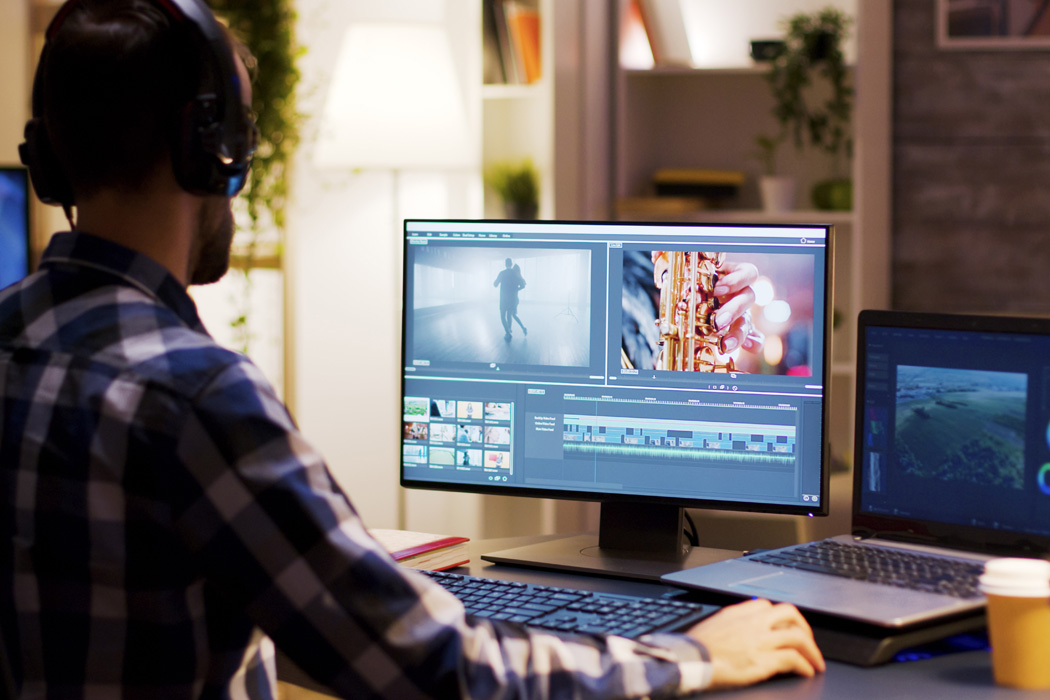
[18, 0, 257, 211]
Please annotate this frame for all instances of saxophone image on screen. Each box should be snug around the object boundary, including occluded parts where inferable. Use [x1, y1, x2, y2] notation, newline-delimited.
[656, 251, 737, 373]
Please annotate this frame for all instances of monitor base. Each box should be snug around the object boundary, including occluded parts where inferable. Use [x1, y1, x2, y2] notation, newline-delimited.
[481, 533, 740, 582]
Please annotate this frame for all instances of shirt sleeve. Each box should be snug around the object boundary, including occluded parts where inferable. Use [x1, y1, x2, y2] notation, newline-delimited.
[172, 358, 712, 699]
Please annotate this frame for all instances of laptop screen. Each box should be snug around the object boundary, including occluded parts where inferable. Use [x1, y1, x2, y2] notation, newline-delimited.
[855, 311, 1050, 551]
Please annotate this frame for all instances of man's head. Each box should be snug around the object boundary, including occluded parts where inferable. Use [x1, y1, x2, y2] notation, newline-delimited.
[505, 258, 513, 268]
[23, 0, 256, 203]
[21, 0, 257, 284]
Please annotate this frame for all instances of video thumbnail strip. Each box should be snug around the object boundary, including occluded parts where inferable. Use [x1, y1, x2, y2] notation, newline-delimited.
[402, 396, 514, 473]
[563, 415, 795, 468]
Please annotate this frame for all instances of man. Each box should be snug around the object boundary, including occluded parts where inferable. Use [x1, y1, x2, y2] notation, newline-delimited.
[0, 1, 824, 698]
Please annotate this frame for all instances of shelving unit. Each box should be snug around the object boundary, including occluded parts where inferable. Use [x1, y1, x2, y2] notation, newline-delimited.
[611, 2, 892, 471]
[478, 1, 613, 223]
[623, 65, 771, 77]
[480, 0, 554, 219]
[447, 1, 891, 542]
[617, 209, 855, 225]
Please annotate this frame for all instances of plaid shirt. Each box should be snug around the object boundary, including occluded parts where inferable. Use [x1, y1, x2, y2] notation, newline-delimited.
[1, 232, 712, 699]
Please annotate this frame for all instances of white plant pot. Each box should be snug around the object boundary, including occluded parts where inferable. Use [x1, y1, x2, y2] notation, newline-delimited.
[760, 176, 797, 213]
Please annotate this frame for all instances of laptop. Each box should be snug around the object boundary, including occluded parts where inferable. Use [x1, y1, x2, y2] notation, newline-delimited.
[664, 310, 1050, 628]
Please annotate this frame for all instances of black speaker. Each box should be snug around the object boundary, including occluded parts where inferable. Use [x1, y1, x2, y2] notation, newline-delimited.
[19, 0, 256, 208]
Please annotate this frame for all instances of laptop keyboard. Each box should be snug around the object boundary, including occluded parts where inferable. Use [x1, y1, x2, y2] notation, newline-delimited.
[421, 569, 716, 638]
[750, 540, 985, 599]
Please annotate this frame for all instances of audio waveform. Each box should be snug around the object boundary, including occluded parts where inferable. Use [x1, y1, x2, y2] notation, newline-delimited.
[563, 441, 795, 467]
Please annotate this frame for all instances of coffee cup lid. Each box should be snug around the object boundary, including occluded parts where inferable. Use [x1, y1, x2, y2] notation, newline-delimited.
[979, 558, 1050, 597]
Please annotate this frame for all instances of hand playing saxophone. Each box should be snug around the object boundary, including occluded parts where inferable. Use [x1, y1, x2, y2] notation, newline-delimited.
[651, 251, 765, 359]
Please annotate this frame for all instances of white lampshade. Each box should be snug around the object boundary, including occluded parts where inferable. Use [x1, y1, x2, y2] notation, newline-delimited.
[315, 22, 473, 170]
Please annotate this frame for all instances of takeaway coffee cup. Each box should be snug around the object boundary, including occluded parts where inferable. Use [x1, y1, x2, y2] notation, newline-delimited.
[979, 557, 1050, 689]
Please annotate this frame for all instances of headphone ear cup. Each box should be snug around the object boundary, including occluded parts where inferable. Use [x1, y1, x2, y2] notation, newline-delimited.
[19, 117, 74, 208]
[173, 99, 207, 194]
[174, 96, 230, 196]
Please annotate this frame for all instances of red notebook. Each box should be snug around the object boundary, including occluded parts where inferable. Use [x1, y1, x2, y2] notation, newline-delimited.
[370, 529, 470, 571]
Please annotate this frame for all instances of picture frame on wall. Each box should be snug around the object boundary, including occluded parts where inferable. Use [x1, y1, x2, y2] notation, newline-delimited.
[938, 0, 1050, 49]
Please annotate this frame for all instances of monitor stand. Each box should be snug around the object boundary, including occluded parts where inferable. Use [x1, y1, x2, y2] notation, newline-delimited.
[480, 502, 740, 582]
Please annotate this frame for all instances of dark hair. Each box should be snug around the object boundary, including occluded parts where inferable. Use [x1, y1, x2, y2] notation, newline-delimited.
[39, 1, 209, 197]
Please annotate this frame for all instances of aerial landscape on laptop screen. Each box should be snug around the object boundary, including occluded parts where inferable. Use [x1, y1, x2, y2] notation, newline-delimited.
[894, 366, 1026, 490]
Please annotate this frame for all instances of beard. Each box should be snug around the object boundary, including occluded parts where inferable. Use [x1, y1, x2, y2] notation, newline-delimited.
[189, 196, 236, 286]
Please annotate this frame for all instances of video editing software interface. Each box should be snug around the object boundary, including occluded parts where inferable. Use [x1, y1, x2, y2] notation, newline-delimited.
[401, 220, 831, 513]
[859, 321, 1050, 539]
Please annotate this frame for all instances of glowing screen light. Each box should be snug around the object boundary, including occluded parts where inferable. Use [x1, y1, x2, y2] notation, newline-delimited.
[764, 300, 792, 324]
[763, 335, 784, 366]
[752, 277, 775, 306]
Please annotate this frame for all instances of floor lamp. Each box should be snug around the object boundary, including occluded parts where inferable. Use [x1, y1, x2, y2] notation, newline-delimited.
[315, 21, 473, 528]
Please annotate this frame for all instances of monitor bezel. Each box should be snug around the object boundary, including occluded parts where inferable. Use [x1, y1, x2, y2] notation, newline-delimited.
[400, 218, 834, 519]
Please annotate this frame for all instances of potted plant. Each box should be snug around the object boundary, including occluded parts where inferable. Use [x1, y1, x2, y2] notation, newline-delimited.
[485, 159, 540, 219]
[763, 7, 853, 211]
[754, 133, 796, 212]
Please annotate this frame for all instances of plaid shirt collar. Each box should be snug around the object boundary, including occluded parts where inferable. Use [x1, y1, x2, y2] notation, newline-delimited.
[39, 231, 207, 334]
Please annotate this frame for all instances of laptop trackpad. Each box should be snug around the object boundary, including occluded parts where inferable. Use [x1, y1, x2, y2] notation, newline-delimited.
[730, 571, 816, 597]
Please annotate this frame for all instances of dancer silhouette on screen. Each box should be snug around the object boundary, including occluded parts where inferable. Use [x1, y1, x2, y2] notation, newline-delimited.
[494, 258, 526, 340]
[510, 263, 527, 336]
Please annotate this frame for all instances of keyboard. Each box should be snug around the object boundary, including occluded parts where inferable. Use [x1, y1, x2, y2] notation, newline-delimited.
[422, 569, 716, 638]
[749, 540, 984, 598]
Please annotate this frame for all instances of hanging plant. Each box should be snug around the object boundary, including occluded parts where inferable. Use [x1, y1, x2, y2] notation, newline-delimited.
[208, 0, 304, 348]
[766, 7, 853, 164]
[764, 7, 853, 210]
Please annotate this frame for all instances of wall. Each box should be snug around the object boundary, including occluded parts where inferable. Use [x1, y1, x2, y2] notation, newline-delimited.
[0, 1, 28, 163]
[893, 1, 1050, 314]
[290, 0, 489, 534]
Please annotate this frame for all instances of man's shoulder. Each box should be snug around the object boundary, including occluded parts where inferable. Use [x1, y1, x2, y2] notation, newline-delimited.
[99, 291, 257, 400]
[3, 273, 251, 401]
[124, 318, 251, 399]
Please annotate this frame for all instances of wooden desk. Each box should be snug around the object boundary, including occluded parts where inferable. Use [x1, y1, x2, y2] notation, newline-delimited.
[278, 536, 1046, 699]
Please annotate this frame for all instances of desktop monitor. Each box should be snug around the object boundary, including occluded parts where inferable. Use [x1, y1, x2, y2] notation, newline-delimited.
[400, 219, 833, 580]
[0, 167, 31, 289]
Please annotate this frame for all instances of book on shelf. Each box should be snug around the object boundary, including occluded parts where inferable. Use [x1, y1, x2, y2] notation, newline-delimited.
[636, 0, 694, 68]
[370, 528, 470, 571]
[483, 0, 541, 85]
[506, 1, 541, 84]
[482, 0, 508, 84]
[652, 168, 745, 199]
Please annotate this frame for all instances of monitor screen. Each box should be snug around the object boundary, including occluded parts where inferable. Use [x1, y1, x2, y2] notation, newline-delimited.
[854, 311, 1050, 553]
[0, 167, 30, 289]
[400, 219, 833, 579]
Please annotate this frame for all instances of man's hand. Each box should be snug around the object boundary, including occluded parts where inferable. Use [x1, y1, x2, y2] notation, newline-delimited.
[686, 599, 825, 689]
